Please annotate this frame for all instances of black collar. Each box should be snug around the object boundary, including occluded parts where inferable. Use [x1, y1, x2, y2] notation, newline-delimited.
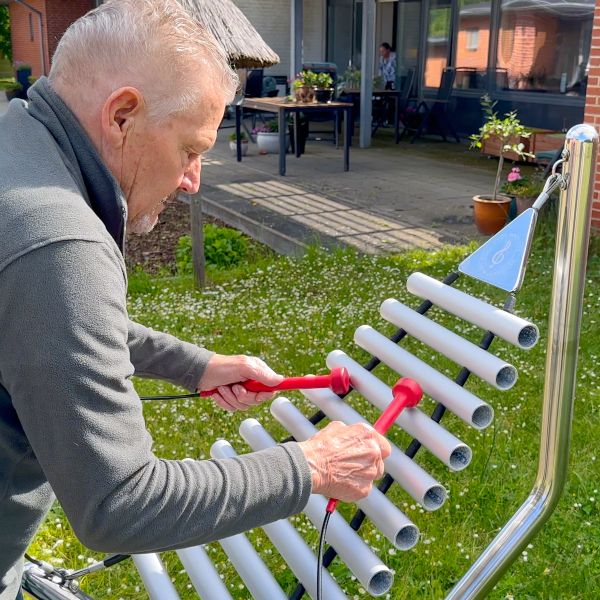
[27, 77, 127, 250]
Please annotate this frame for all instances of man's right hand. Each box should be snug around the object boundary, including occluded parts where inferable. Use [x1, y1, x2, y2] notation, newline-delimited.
[298, 421, 392, 502]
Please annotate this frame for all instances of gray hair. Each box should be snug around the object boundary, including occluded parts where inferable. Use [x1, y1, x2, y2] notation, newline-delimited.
[49, 0, 239, 121]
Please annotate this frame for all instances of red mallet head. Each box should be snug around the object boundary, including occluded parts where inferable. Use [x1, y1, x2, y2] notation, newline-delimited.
[373, 378, 423, 435]
[330, 367, 350, 394]
[392, 378, 423, 409]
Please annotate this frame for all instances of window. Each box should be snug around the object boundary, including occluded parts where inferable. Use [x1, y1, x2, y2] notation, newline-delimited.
[455, 0, 491, 89]
[424, 0, 451, 88]
[497, 0, 593, 95]
[466, 28, 479, 51]
[29, 13, 34, 42]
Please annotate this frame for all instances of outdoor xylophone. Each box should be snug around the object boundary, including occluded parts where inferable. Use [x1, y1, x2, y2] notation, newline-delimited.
[21, 125, 598, 600]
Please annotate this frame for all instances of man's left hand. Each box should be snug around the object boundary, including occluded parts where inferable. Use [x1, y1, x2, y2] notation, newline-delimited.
[197, 354, 284, 412]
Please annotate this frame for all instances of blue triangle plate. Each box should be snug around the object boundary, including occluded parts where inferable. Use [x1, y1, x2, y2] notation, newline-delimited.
[459, 208, 538, 293]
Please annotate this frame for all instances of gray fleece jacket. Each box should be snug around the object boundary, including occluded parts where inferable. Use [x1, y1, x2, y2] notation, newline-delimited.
[0, 78, 311, 598]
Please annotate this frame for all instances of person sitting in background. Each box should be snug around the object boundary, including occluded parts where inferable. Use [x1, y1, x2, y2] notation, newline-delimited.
[379, 42, 397, 90]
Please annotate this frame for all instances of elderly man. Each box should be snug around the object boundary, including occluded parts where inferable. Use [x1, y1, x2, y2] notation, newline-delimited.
[0, 1, 390, 598]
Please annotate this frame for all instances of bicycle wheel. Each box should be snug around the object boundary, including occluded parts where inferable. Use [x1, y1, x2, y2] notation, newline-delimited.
[21, 563, 95, 600]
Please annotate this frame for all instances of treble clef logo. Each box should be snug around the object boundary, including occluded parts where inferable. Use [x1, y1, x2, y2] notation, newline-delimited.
[491, 239, 512, 265]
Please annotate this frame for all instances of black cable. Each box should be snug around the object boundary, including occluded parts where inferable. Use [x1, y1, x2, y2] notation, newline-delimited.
[316, 511, 331, 600]
[139, 393, 199, 401]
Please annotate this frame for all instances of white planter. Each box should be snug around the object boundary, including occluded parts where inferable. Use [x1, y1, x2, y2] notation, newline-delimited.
[229, 140, 248, 155]
[256, 132, 289, 154]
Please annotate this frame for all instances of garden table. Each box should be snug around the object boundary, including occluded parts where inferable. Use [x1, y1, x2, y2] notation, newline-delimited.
[234, 96, 353, 176]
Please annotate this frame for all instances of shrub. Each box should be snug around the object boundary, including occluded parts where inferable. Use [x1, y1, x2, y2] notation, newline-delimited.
[176, 225, 248, 274]
[228, 131, 247, 142]
[470, 95, 534, 200]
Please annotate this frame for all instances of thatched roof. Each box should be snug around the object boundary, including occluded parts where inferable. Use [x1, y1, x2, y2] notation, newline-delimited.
[179, 0, 280, 69]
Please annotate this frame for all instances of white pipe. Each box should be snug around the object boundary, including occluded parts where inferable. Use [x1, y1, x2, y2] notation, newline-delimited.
[354, 326, 494, 429]
[302, 387, 447, 511]
[176, 546, 233, 600]
[218, 535, 286, 599]
[326, 351, 472, 471]
[270, 397, 419, 550]
[239, 419, 394, 597]
[211, 440, 348, 600]
[189, 444, 285, 599]
[380, 299, 518, 390]
[132, 554, 181, 600]
[407, 272, 539, 349]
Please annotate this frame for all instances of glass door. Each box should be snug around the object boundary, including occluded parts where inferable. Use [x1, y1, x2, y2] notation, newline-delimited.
[423, 0, 452, 88]
[327, 0, 363, 71]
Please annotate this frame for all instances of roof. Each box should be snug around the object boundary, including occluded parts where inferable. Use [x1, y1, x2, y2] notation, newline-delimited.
[178, 0, 280, 69]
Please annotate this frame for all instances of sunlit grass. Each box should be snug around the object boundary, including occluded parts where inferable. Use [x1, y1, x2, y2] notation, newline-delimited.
[28, 220, 600, 599]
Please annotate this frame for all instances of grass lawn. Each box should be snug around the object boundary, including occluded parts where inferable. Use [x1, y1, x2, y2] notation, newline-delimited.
[27, 218, 599, 599]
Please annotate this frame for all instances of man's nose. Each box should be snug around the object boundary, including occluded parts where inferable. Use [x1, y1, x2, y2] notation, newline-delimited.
[179, 158, 201, 194]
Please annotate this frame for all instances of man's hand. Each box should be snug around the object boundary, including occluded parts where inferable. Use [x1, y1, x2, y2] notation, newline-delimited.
[298, 421, 391, 502]
[197, 354, 284, 412]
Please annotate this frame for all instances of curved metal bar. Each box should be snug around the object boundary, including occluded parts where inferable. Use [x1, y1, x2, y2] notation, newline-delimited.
[446, 123, 598, 599]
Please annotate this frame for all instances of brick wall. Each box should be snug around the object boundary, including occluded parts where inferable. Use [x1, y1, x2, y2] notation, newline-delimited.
[9, 0, 93, 78]
[583, 1, 600, 231]
[45, 0, 94, 66]
[9, 0, 46, 76]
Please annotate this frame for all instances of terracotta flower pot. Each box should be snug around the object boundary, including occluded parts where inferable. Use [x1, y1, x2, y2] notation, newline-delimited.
[472, 194, 512, 236]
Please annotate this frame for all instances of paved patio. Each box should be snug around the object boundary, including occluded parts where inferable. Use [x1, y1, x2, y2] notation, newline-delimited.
[200, 122, 497, 254]
[0, 94, 503, 254]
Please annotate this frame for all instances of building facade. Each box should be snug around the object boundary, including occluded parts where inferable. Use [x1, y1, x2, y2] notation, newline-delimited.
[7, 0, 96, 76]
[5, 0, 600, 227]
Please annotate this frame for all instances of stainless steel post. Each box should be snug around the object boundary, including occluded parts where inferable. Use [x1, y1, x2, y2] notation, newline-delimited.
[446, 124, 598, 600]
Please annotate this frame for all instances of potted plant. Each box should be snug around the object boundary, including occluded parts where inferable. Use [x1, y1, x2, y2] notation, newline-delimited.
[469, 95, 534, 235]
[254, 120, 289, 154]
[228, 131, 248, 156]
[4, 81, 23, 101]
[293, 70, 318, 103]
[315, 72, 334, 103]
[336, 67, 361, 94]
[501, 167, 545, 215]
[15, 63, 32, 93]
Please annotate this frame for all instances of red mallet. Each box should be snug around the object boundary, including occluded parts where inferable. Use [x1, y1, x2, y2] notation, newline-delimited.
[199, 367, 351, 397]
[326, 377, 423, 513]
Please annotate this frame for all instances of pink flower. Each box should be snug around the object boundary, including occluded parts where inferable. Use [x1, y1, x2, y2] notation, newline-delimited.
[507, 167, 522, 183]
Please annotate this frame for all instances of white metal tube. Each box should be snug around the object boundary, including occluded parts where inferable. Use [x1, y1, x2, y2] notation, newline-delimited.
[407, 272, 539, 349]
[326, 351, 472, 471]
[176, 546, 233, 600]
[211, 440, 348, 600]
[239, 419, 394, 597]
[270, 397, 419, 550]
[132, 554, 181, 600]
[301, 388, 446, 511]
[354, 326, 494, 429]
[218, 535, 286, 599]
[380, 299, 518, 390]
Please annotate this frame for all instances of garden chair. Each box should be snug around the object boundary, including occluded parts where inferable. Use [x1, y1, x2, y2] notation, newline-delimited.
[21, 128, 595, 600]
[402, 67, 460, 143]
[372, 68, 415, 138]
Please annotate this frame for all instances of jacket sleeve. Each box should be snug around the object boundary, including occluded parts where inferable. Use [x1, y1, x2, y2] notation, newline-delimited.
[0, 240, 312, 553]
[127, 320, 213, 391]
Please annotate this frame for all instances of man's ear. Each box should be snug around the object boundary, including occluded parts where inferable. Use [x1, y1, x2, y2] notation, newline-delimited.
[101, 87, 144, 149]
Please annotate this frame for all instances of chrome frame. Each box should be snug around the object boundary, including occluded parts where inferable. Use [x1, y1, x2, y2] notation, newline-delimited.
[447, 124, 598, 599]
